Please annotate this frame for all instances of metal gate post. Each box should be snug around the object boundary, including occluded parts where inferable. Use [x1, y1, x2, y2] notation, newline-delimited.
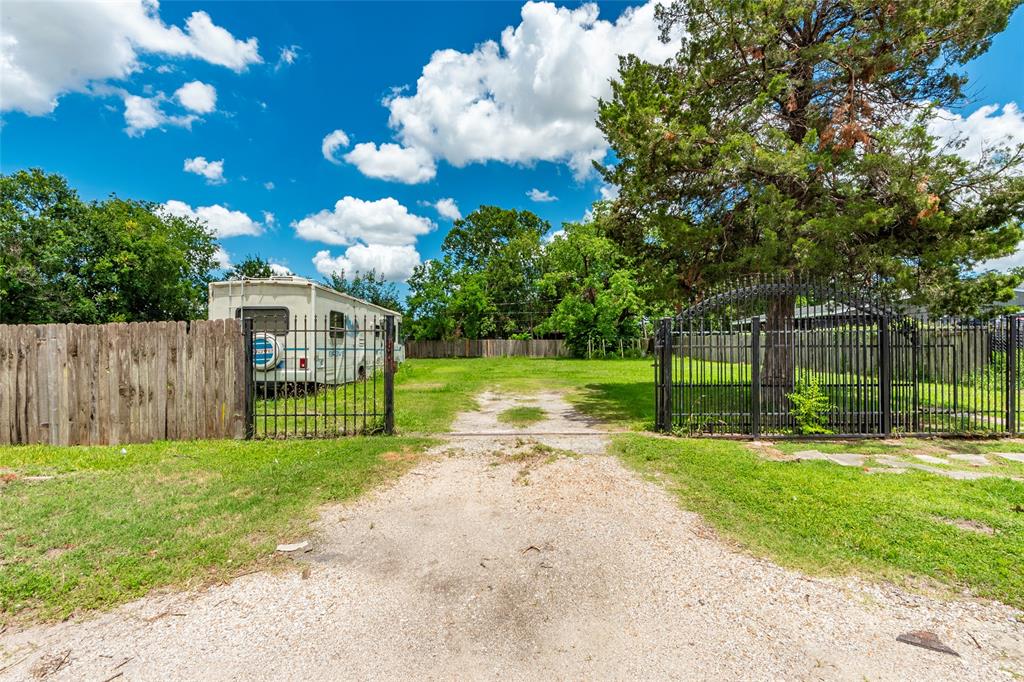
[657, 318, 674, 431]
[1007, 316, 1017, 434]
[750, 317, 761, 438]
[911, 328, 920, 433]
[242, 318, 255, 439]
[878, 317, 892, 435]
[384, 315, 395, 435]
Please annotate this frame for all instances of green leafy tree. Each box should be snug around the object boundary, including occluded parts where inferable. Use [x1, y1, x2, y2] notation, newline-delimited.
[538, 209, 652, 355]
[442, 206, 549, 336]
[323, 269, 404, 313]
[405, 259, 456, 340]
[225, 255, 275, 279]
[406, 206, 551, 339]
[1, 169, 217, 323]
[599, 0, 1024, 314]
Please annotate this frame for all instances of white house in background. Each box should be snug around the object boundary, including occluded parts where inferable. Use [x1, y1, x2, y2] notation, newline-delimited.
[208, 276, 404, 386]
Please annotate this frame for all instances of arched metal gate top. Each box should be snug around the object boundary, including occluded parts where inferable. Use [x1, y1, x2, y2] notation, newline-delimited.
[676, 274, 903, 321]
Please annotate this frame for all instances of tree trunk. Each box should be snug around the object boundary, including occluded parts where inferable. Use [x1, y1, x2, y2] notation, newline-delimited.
[762, 294, 796, 418]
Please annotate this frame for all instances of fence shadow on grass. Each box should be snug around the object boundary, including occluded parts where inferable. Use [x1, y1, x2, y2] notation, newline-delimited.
[572, 381, 654, 428]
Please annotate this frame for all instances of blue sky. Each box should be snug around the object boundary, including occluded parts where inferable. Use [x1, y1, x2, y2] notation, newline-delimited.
[2, 1, 1023, 283]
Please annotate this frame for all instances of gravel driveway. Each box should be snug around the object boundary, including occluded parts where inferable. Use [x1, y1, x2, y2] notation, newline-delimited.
[2, 392, 1022, 680]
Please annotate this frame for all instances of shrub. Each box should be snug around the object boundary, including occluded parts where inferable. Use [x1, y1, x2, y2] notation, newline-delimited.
[786, 378, 834, 435]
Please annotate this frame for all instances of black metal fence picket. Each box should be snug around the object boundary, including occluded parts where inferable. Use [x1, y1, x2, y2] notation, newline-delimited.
[243, 313, 396, 438]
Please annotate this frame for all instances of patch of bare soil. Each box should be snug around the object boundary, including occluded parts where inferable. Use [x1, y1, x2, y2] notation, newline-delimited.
[2, 392, 1022, 681]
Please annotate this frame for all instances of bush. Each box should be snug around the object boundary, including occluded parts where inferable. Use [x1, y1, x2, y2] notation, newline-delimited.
[786, 378, 834, 435]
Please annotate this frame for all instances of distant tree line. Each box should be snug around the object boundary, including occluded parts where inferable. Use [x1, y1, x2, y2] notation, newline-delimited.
[405, 205, 663, 355]
[1, 169, 217, 324]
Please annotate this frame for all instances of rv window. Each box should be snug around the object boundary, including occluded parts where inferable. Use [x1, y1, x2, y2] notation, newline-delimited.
[329, 310, 346, 338]
[235, 307, 288, 334]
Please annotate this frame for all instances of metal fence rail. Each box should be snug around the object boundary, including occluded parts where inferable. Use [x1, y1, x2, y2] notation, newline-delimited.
[244, 314, 396, 438]
[654, 278, 1024, 438]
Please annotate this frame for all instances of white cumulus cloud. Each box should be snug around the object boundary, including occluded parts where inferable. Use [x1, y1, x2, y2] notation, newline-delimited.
[313, 245, 421, 282]
[1, 1, 261, 115]
[292, 196, 434, 247]
[929, 103, 1024, 275]
[321, 129, 351, 164]
[365, 1, 675, 179]
[343, 142, 436, 184]
[297, 196, 434, 282]
[123, 93, 195, 136]
[269, 261, 291, 276]
[929, 103, 1024, 163]
[526, 188, 557, 202]
[162, 200, 263, 238]
[262, 211, 276, 228]
[598, 183, 619, 201]
[174, 80, 216, 113]
[183, 156, 225, 184]
[433, 197, 462, 221]
[275, 45, 300, 70]
[214, 246, 232, 269]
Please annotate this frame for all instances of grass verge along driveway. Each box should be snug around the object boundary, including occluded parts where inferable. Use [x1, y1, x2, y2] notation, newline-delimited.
[615, 434, 1024, 609]
[0, 436, 429, 623]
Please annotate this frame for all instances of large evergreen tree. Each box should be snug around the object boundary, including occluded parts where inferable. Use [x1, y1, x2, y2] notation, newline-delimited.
[598, 0, 1024, 317]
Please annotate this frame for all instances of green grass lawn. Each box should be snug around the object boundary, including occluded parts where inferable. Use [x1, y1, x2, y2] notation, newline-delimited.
[497, 406, 546, 427]
[0, 436, 429, 624]
[394, 357, 653, 432]
[614, 434, 1024, 608]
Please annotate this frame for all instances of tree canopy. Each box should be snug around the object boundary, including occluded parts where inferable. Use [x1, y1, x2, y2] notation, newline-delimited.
[1, 169, 217, 324]
[598, 0, 1024, 315]
[323, 269, 404, 313]
[405, 204, 656, 351]
[406, 206, 552, 339]
[225, 255, 275, 280]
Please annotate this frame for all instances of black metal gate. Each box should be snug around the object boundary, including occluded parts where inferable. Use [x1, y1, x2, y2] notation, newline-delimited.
[655, 278, 1023, 437]
[243, 313, 396, 438]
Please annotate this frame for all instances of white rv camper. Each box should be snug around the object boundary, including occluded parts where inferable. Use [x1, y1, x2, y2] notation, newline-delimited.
[208, 276, 404, 386]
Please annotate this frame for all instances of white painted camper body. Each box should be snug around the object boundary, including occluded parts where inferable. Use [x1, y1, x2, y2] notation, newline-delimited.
[208, 276, 404, 385]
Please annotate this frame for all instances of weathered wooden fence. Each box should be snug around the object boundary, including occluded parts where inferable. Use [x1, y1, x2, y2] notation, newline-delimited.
[406, 338, 571, 358]
[0, 320, 248, 446]
[405, 337, 652, 359]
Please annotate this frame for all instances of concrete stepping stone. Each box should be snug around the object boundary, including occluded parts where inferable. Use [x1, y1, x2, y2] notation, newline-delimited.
[825, 453, 866, 467]
[873, 455, 994, 480]
[792, 450, 865, 467]
[913, 454, 949, 465]
[993, 452, 1024, 463]
[948, 454, 991, 467]
[793, 450, 826, 460]
[936, 468, 994, 481]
